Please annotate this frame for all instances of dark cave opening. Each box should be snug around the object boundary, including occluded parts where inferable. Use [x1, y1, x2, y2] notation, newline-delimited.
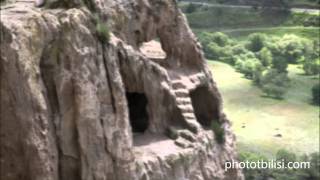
[190, 86, 220, 127]
[126, 92, 149, 133]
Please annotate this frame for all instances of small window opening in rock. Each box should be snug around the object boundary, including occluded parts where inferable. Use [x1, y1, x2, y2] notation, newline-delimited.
[126, 92, 149, 133]
[139, 39, 167, 61]
[190, 86, 220, 128]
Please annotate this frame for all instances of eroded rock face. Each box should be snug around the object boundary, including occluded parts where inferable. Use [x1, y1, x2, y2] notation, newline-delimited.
[0, 0, 243, 180]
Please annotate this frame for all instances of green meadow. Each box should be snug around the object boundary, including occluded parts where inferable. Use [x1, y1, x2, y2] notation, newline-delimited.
[208, 60, 319, 156]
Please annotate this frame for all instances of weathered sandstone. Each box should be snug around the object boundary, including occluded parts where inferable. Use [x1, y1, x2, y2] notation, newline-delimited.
[0, 0, 243, 179]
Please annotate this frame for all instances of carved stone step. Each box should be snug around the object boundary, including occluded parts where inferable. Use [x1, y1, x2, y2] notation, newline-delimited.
[182, 112, 196, 119]
[180, 108, 194, 113]
[173, 89, 189, 97]
[176, 97, 191, 105]
[172, 81, 185, 89]
[185, 120, 200, 134]
[178, 130, 196, 142]
[174, 137, 192, 148]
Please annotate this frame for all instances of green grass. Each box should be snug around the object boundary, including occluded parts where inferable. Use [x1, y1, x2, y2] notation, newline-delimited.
[208, 60, 319, 157]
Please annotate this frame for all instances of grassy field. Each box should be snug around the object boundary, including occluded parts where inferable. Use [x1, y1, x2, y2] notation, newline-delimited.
[208, 60, 319, 157]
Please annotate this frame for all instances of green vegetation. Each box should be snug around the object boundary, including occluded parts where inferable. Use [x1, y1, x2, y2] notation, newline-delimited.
[96, 22, 110, 43]
[209, 61, 319, 154]
[246, 33, 266, 52]
[180, 0, 320, 8]
[94, 15, 110, 43]
[222, 26, 320, 40]
[260, 69, 290, 99]
[198, 31, 319, 99]
[167, 127, 179, 140]
[211, 121, 225, 144]
[185, 3, 199, 13]
[312, 83, 320, 105]
[180, 3, 320, 31]
[181, 0, 319, 170]
[239, 150, 320, 180]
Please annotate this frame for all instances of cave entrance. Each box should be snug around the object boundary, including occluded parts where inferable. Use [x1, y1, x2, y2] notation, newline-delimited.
[190, 86, 220, 128]
[126, 92, 149, 133]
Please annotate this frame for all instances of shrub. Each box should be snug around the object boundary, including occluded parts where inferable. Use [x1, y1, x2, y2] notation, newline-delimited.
[258, 47, 273, 67]
[269, 44, 289, 72]
[186, 3, 198, 14]
[94, 14, 110, 43]
[166, 127, 178, 140]
[246, 33, 266, 52]
[303, 57, 320, 75]
[211, 32, 230, 47]
[277, 34, 310, 64]
[232, 44, 248, 56]
[211, 121, 225, 144]
[235, 52, 262, 79]
[261, 69, 290, 99]
[272, 55, 288, 73]
[312, 83, 320, 105]
[276, 149, 297, 163]
[206, 42, 221, 60]
[239, 150, 320, 180]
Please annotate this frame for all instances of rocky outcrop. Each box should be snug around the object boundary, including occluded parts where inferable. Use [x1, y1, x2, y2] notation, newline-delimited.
[0, 0, 243, 180]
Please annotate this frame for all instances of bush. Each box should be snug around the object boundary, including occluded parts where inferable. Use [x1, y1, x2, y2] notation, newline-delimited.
[261, 69, 290, 99]
[239, 150, 320, 180]
[258, 47, 273, 67]
[269, 44, 289, 72]
[186, 3, 198, 14]
[211, 121, 225, 144]
[235, 52, 262, 79]
[303, 57, 320, 75]
[302, 40, 320, 75]
[211, 32, 230, 47]
[272, 55, 288, 73]
[246, 33, 266, 52]
[278, 34, 310, 64]
[276, 149, 297, 163]
[198, 32, 236, 63]
[166, 127, 178, 140]
[96, 21, 110, 43]
[312, 83, 320, 105]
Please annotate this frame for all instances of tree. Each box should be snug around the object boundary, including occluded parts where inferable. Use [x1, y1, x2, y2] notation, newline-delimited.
[302, 40, 320, 75]
[272, 55, 288, 73]
[303, 57, 320, 75]
[186, 3, 197, 14]
[211, 32, 230, 47]
[261, 69, 290, 99]
[278, 34, 309, 64]
[235, 52, 262, 79]
[276, 149, 297, 163]
[259, 47, 273, 67]
[269, 44, 289, 73]
[312, 83, 320, 105]
[261, 0, 291, 11]
[246, 33, 266, 52]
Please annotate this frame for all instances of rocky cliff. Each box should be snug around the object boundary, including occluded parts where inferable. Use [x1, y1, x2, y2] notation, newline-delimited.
[0, 0, 243, 180]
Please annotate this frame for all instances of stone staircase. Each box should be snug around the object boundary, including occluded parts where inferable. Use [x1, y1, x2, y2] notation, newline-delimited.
[171, 78, 200, 135]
